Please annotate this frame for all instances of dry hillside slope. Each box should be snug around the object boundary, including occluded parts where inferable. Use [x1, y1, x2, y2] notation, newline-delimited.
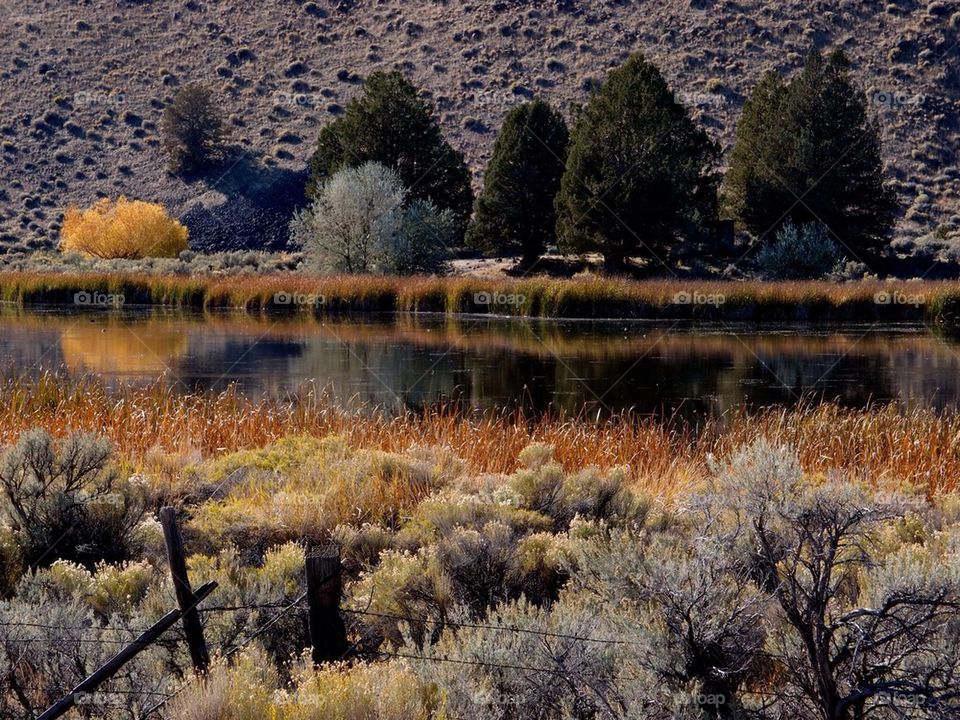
[0, 0, 957, 255]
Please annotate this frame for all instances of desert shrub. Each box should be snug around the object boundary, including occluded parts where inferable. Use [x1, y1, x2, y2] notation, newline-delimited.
[569, 525, 768, 717]
[167, 649, 444, 720]
[757, 220, 844, 279]
[0, 430, 148, 568]
[0, 583, 174, 720]
[292, 163, 452, 275]
[61, 196, 189, 259]
[188, 438, 456, 553]
[160, 82, 228, 175]
[308, 70, 473, 236]
[183, 543, 309, 663]
[0, 524, 22, 598]
[408, 596, 622, 720]
[352, 493, 567, 645]
[697, 439, 960, 719]
[510, 444, 644, 528]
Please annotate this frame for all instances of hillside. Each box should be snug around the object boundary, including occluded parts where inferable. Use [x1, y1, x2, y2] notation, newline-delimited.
[0, 0, 957, 255]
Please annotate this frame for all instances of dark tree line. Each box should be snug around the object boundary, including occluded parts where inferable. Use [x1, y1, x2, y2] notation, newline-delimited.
[162, 47, 896, 276]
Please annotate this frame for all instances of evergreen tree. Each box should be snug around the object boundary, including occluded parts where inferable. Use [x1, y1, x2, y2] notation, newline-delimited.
[555, 53, 720, 272]
[308, 71, 473, 237]
[466, 100, 568, 268]
[160, 83, 228, 175]
[725, 48, 896, 263]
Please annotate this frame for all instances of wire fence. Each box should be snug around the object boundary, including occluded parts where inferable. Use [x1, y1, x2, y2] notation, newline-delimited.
[1, 596, 799, 717]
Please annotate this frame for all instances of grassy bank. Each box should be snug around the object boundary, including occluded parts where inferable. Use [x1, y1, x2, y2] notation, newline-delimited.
[4, 373, 960, 495]
[3, 376, 960, 719]
[2, 271, 960, 324]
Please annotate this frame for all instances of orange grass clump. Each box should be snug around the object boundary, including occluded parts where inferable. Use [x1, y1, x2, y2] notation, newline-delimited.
[0, 373, 958, 496]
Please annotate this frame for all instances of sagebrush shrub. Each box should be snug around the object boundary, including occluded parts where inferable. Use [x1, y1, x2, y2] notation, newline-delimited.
[757, 220, 843, 280]
[0, 430, 147, 569]
[291, 162, 451, 275]
[60, 196, 189, 259]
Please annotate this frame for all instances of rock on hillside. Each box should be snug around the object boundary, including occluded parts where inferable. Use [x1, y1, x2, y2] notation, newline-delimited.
[0, 0, 957, 253]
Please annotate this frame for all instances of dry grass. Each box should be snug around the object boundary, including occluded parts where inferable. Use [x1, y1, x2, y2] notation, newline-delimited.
[2, 272, 960, 323]
[2, 373, 959, 496]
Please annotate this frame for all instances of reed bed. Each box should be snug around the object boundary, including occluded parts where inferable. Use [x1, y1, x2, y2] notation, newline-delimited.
[2, 373, 959, 496]
[2, 271, 960, 324]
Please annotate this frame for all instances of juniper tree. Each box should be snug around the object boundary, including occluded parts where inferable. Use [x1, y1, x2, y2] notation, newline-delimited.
[466, 100, 569, 268]
[725, 48, 897, 265]
[308, 71, 474, 237]
[160, 83, 228, 175]
[555, 53, 720, 273]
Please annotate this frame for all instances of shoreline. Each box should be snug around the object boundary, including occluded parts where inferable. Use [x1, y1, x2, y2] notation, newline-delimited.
[0, 272, 958, 327]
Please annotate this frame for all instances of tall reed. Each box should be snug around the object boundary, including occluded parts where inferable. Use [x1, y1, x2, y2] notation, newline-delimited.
[1, 373, 958, 495]
[2, 272, 959, 324]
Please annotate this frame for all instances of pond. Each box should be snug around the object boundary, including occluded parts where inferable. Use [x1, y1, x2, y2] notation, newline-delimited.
[2, 308, 959, 421]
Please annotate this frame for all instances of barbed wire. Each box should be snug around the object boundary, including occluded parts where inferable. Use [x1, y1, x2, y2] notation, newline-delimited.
[141, 590, 308, 717]
[341, 606, 641, 646]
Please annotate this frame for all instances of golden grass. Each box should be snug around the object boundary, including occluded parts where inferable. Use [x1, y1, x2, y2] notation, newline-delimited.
[2, 373, 959, 496]
[1, 271, 960, 323]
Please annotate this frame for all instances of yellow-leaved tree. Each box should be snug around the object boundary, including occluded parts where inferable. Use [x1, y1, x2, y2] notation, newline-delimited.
[61, 197, 188, 259]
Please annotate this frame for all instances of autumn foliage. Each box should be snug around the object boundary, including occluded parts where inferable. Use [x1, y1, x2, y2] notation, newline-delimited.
[60, 197, 188, 259]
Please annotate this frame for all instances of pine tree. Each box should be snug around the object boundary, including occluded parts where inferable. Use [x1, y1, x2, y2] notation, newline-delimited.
[724, 48, 897, 263]
[160, 83, 228, 175]
[466, 100, 568, 268]
[308, 71, 473, 237]
[555, 53, 720, 272]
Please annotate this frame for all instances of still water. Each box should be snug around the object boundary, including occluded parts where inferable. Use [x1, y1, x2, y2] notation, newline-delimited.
[2, 308, 959, 420]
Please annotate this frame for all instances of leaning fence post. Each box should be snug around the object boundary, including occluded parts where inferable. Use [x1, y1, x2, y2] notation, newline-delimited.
[305, 544, 347, 664]
[159, 506, 210, 673]
[36, 581, 217, 720]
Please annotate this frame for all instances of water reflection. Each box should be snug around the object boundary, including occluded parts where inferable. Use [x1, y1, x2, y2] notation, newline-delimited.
[1, 308, 959, 420]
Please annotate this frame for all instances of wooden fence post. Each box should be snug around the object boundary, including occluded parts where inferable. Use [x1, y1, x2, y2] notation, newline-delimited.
[160, 506, 210, 673]
[305, 544, 347, 664]
[36, 581, 217, 720]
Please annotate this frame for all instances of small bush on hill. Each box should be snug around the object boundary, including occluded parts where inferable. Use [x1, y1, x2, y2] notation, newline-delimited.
[60, 197, 188, 259]
[160, 83, 228, 175]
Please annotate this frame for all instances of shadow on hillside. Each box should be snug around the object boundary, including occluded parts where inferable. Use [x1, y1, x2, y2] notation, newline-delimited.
[180, 147, 308, 253]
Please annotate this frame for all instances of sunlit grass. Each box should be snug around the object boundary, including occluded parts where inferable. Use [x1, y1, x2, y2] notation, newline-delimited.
[1, 271, 959, 322]
[2, 373, 959, 496]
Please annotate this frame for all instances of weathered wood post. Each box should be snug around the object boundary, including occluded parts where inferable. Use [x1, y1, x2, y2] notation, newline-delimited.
[159, 506, 210, 673]
[305, 544, 347, 664]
